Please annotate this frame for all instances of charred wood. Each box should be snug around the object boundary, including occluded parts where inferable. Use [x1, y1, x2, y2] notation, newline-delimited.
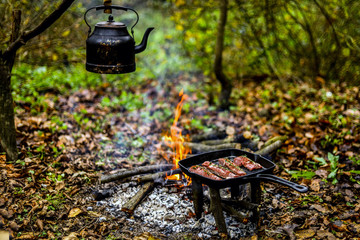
[121, 182, 155, 215]
[135, 168, 182, 183]
[100, 164, 174, 183]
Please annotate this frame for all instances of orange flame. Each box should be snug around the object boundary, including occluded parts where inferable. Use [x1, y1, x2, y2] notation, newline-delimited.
[163, 89, 191, 181]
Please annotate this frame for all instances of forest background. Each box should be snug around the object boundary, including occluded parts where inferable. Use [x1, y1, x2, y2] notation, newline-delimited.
[0, 0, 360, 239]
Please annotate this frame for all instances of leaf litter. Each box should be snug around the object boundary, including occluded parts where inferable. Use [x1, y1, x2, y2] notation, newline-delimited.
[0, 77, 359, 239]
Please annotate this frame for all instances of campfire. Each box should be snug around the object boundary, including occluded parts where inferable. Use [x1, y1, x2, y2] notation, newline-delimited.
[161, 89, 191, 182]
[97, 90, 307, 238]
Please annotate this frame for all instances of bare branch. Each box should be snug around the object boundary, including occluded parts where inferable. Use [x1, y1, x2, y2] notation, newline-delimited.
[3, 0, 76, 60]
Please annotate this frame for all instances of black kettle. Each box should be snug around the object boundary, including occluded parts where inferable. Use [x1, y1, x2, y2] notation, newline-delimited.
[84, 5, 154, 74]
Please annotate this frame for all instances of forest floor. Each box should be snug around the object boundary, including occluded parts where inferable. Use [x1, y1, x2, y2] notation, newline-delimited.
[1, 75, 360, 239]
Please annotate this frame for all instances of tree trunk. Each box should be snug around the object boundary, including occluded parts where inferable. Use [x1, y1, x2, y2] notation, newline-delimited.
[0, 60, 17, 161]
[0, 10, 21, 161]
[214, 0, 232, 110]
[0, 1, 75, 161]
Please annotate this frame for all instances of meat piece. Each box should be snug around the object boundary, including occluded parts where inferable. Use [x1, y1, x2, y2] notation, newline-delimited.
[189, 165, 222, 180]
[218, 158, 246, 176]
[202, 161, 240, 179]
[233, 156, 262, 171]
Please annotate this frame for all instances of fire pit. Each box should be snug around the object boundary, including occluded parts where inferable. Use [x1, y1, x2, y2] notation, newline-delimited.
[97, 180, 258, 239]
[96, 89, 308, 238]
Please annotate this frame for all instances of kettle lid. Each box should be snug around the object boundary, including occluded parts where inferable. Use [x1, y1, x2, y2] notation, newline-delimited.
[95, 21, 125, 28]
[95, 15, 125, 28]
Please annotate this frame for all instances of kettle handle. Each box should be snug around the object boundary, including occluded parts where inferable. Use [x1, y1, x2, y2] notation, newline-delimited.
[84, 5, 139, 38]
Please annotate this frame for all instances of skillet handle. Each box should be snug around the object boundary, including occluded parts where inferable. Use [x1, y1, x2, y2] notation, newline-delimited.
[254, 174, 308, 193]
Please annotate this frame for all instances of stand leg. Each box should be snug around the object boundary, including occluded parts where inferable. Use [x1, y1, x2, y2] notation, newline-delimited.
[231, 185, 239, 199]
[209, 187, 228, 237]
[250, 180, 261, 224]
[192, 179, 203, 219]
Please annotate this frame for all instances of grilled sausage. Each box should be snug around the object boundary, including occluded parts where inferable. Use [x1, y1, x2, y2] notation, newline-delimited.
[189, 165, 222, 180]
[218, 158, 247, 176]
[202, 161, 240, 179]
[234, 156, 262, 171]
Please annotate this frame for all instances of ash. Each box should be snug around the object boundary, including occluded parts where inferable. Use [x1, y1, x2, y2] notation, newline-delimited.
[97, 182, 256, 239]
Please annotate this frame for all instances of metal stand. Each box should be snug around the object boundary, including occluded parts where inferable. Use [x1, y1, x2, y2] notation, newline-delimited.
[191, 181, 262, 237]
[192, 179, 204, 219]
[250, 180, 261, 224]
[209, 187, 228, 237]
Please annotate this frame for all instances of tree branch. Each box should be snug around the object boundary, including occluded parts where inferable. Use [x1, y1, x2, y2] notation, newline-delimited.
[3, 0, 76, 60]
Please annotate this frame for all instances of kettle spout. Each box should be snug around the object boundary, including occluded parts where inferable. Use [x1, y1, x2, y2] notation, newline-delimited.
[134, 27, 154, 54]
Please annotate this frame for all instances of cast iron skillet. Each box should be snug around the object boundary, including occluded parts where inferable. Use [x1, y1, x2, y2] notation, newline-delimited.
[179, 149, 308, 193]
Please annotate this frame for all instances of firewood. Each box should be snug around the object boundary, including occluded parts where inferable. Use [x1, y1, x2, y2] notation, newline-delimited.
[263, 136, 288, 148]
[191, 130, 227, 142]
[135, 168, 182, 182]
[162, 141, 241, 153]
[121, 182, 155, 215]
[100, 164, 174, 183]
[255, 139, 284, 156]
[200, 137, 235, 145]
[185, 142, 241, 153]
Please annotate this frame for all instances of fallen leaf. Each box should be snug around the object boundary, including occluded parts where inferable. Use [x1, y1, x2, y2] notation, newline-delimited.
[305, 132, 314, 138]
[68, 208, 82, 218]
[134, 232, 161, 240]
[310, 179, 321, 192]
[36, 219, 43, 230]
[226, 126, 235, 136]
[331, 220, 348, 232]
[258, 125, 267, 136]
[243, 131, 252, 139]
[348, 224, 360, 234]
[63, 232, 78, 240]
[311, 204, 327, 213]
[316, 230, 336, 240]
[315, 169, 328, 178]
[9, 221, 19, 231]
[295, 229, 316, 239]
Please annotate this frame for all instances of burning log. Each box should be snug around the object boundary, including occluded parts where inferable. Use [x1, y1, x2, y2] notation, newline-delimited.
[100, 164, 174, 184]
[121, 181, 155, 215]
[135, 168, 182, 183]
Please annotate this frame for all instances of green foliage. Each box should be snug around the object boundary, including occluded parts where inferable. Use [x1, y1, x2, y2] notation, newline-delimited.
[0, 0, 86, 65]
[169, 0, 360, 83]
[327, 153, 339, 184]
[286, 169, 316, 180]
